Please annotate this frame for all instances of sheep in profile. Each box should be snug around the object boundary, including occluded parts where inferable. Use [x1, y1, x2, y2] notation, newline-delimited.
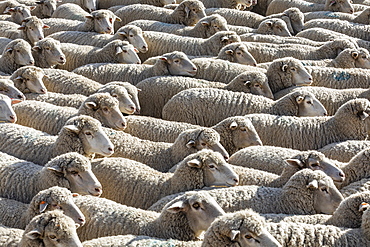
[215, 42, 257, 66]
[72, 51, 198, 85]
[0, 115, 114, 165]
[195, 0, 253, 9]
[0, 94, 18, 123]
[162, 89, 327, 126]
[0, 39, 34, 75]
[245, 99, 370, 150]
[136, 72, 271, 118]
[10, 66, 47, 94]
[17, 0, 59, 18]
[0, 186, 85, 229]
[74, 191, 225, 241]
[92, 149, 238, 209]
[42, 9, 121, 36]
[56, 40, 141, 71]
[0, 78, 25, 101]
[14, 93, 127, 135]
[31, 38, 65, 69]
[0, 152, 102, 203]
[128, 14, 229, 38]
[319, 140, 370, 163]
[0, 0, 26, 14]
[113, 0, 206, 28]
[228, 18, 291, 36]
[0, 5, 33, 24]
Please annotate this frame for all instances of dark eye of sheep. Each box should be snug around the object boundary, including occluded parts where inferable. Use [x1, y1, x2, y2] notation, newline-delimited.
[129, 35, 134, 37]
[291, 68, 296, 71]
[306, 101, 312, 105]
[321, 187, 328, 193]
[70, 171, 78, 175]
[192, 203, 200, 209]
[240, 127, 247, 131]
[209, 164, 215, 169]
[85, 131, 92, 136]
[254, 84, 261, 88]
[122, 50, 128, 53]
[49, 235, 57, 240]
[245, 235, 253, 239]
[311, 163, 319, 167]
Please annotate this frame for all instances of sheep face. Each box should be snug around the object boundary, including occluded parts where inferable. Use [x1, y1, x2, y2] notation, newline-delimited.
[19, 17, 49, 46]
[5, 6, 33, 24]
[165, 191, 225, 238]
[0, 79, 25, 101]
[0, 94, 17, 123]
[325, 0, 354, 14]
[117, 25, 148, 53]
[226, 118, 263, 149]
[296, 93, 328, 117]
[229, 228, 282, 247]
[15, 66, 47, 94]
[257, 18, 291, 37]
[199, 14, 229, 37]
[162, 0, 176, 5]
[161, 52, 198, 76]
[88, 10, 120, 34]
[82, 0, 97, 12]
[221, 43, 257, 67]
[32, 38, 66, 67]
[216, 31, 241, 46]
[280, 58, 313, 86]
[4, 39, 34, 66]
[354, 48, 370, 69]
[35, 0, 58, 18]
[98, 85, 136, 114]
[23, 211, 82, 247]
[177, 0, 206, 26]
[115, 43, 141, 64]
[283, 7, 304, 34]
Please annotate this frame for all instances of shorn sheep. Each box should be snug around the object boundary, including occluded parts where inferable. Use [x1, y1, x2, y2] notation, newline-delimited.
[0, 39, 34, 75]
[74, 191, 225, 242]
[58, 0, 97, 12]
[0, 186, 85, 229]
[0, 115, 114, 165]
[72, 51, 198, 85]
[91, 149, 239, 209]
[113, 0, 206, 28]
[244, 99, 370, 150]
[0, 152, 102, 203]
[136, 72, 273, 118]
[162, 89, 327, 126]
[0, 94, 18, 123]
[51, 3, 91, 22]
[32, 38, 66, 69]
[149, 169, 344, 215]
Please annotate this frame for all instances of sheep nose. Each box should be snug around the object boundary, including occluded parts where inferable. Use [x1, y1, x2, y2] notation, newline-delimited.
[130, 106, 136, 111]
[78, 217, 85, 224]
[323, 112, 327, 116]
[308, 77, 313, 81]
[142, 46, 147, 50]
[107, 27, 112, 31]
[94, 187, 102, 195]
[253, 63, 257, 66]
[108, 147, 114, 152]
[339, 171, 345, 178]
[40, 88, 47, 93]
[233, 178, 239, 184]
[349, 9, 354, 14]
[9, 115, 16, 123]
[39, 37, 43, 40]
[17, 94, 24, 99]
[136, 61, 140, 64]
[121, 121, 126, 127]
[193, 67, 197, 71]
[224, 155, 229, 161]
[60, 56, 65, 61]
[29, 60, 34, 65]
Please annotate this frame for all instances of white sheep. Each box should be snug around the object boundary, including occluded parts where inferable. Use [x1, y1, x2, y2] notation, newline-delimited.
[240, 33, 327, 47]
[16, 0, 59, 18]
[98, 0, 175, 9]
[0, 115, 114, 165]
[0, 78, 25, 101]
[0, 0, 26, 14]
[56, 40, 140, 71]
[0, 94, 17, 123]
[42, 9, 121, 36]
[0, 39, 34, 75]
[24, 92, 86, 108]
[194, 0, 252, 9]
[266, 0, 354, 15]
[58, 0, 97, 12]
[14, 93, 127, 134]
[228, 18, 292, 37]
[245, 99, 370, 151]
[0, 186, 85, 229]
[0, 16, 49, 45]
[136, 72, 272, 118]
[304, 8, 370, 24]
[72, 51, 198, 85]
[48, 25, 148, 53]
[74, 191, 225, 242]
[214, 42, 257, 66]
[162, 88, 327, 127]
[0, 152, 102, 203]
[51, 3, 90, 21]
[10, 66, 47, 95]
[128, 14, 229, 38]
[32, 38, 66, 69]
[113, 0, 206, 28]
[319, 140, 370, 163]
[0, 5, 33, 24]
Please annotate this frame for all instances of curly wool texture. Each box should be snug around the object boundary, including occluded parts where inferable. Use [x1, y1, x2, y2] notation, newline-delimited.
[0, 152, 90, 203]
[32, 38, 64, 68]
[51, 3, 90, 21]
[205, 7, 265, 27]
[319, 140, 370, 163]
[162, 88, 317, 126]
[242, 39, 356, 63]
[0, 224, 23, 247]
[196, 0, 243, 8]
[0, 39, 33, 75]
[304, 8, 370, 24]
[245, 99, 370, 150]
[25, 92, 87, 108]
[99, 0, 172, 8]
[240, 33, 325, 46]
[304, 19, 370, 41]
[105, 127, 225, 172]
[228, 18, 291, 36]
[0, 116, 101, 165]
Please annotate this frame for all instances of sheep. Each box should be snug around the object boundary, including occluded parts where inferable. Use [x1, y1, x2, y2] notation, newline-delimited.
[74, 191, 225, 242]
[266, 0, 354, 15]
[72, 51, 198, 85]
[228, 146, 344, 180]
[228, 18, 292, 37]
[304, 19, 370, 41]
[56, 40, 140, 71]
[42, 9, 121, 36]
[14, 93, 127, 135]
[149, 169, 344, 215]
[304, 8, 370, 24]
[138, 30, 241, 62]
[57, 0, 97, 12]
[0, 5, 33, 25]
[91, 149, 238, 209]
[16, 0, 59, 18]
[241, 39, 356, 63]
[244, 99, 370, 151]
[274, 86, 370, 116]
[24, 92, 88, 108]
[32, 38, 66, 69]
[113, 0, 206, 28]
[240, 33, 327, 47]
[162, 88, 327, 127]
[0, 152, 102, 203]
[0, 17, 49, 46]
[10, 66, 47, 95]
[51, 3, 90, 21]
[202, 209, 282, 247]
[128, 14, 229, 38]
[215, 42, 257, 66]
[0, 0, 24, 14]
[48, 25, 148, 53]
[319, 140, 370, 163]
[0, 78, 25, 101]
[0, 94, 17, 123]
[0, 39, 34, 75]
[0, 186, 85, 229]
[193, 0, 252, 9]
[0, 224, 23, 247]
[265, 7, 305, 34]
[98, 0, 175, 9]
[0, 115, 114, 165]
[136, 72, 272, 118]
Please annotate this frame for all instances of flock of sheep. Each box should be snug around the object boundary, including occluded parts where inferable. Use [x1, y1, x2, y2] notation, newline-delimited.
[0, 0, 370, 245]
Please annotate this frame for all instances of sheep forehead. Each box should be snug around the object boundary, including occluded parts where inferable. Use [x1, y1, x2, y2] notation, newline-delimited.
[23, 68, 44, 79]
[67, 115, 102, 132]
[198, 149, 225, 164]
[44, 213, 76, 237]
[99, 96, 119, 108]
[92, 10, 112, 18]
[38, 38, 60, 48]
[185, 1, 205, 10]
[24, 17, 43, 28]
[199, 129, 220, 143]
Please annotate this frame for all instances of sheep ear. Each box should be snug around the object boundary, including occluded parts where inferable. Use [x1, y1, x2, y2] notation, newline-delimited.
[4, 7, 15, 13]
[296, 95, 304, 104]
[281, 64, 288, 72]
[63, 125, 80, 133]
[229, 230, 240, 241]
[134, 48, 139, 53]
[11, 99, 22, 104]
[115, 46, 123, 55]
[285, 159, 305, 168]
[85, 15, 94, 19]
[85, 101, 98, 109]
[5, 47, 13, 53]
[229, 121, 238, 130]
[118, 31, 127, 37]
[72, 193, 79, 197]
[185, 6, 191, 18]
[18, 26, 26, 30]
[221, 36, 229, 42]
[14, 76, 24, 81]
[265, 21, 273, 27]
[329, 0, 337, 5]
[29, 6, 37, 11]
[166, 200, 186, 213]
[35, 0, 45, 4]
[225, 49, 233, 55]
[115, 16, 122, 22]
[25, 230, 42, 240]
[32, 46, 41, 51]
[187, 158, 202, 168]
[359, 202, 369, 212]
[201, 20, 210, 26]
[43, 25, 50, 29]
[358, 111, 369, 121]
[244, 80, 251, 86]
[39, 201, 48, 213]
[307, 179, 319, 189]
[159, 56, 168, 62]
[351, 51, 359, 59]
[186, 140, 196, 148]
[47, 165, 63, 174]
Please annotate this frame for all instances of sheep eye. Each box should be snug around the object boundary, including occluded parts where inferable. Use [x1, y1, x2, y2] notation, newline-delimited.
[49, 235, 57, 240]
[122, 50, 128, 53]
[201, 142, 207, 146]
[192, 203, 200, 209]
[311, 163, 319, 168]
[209, 164, 215, 169]
[45, 47, 50, 50]
[16, 50, 20, 52]
[236, 52, 242, 55]
[306, 101, 312, 105]
[174, 59, 180, 63]
[85, 131, 92, 136]
[129, 35, 134, 37]
[321, 187, 328, 193]
[112, 94, 118, 98]
[70, 171, 78, 175]
[254, 84, 261, 88]
[240, 127, 247, 131]
[103, 107, 109, 112]
[291, 68, 296, 71]
[192, 8, 196, 11]
[362, 56, 367, 59]
[245, 235, 253, 239]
